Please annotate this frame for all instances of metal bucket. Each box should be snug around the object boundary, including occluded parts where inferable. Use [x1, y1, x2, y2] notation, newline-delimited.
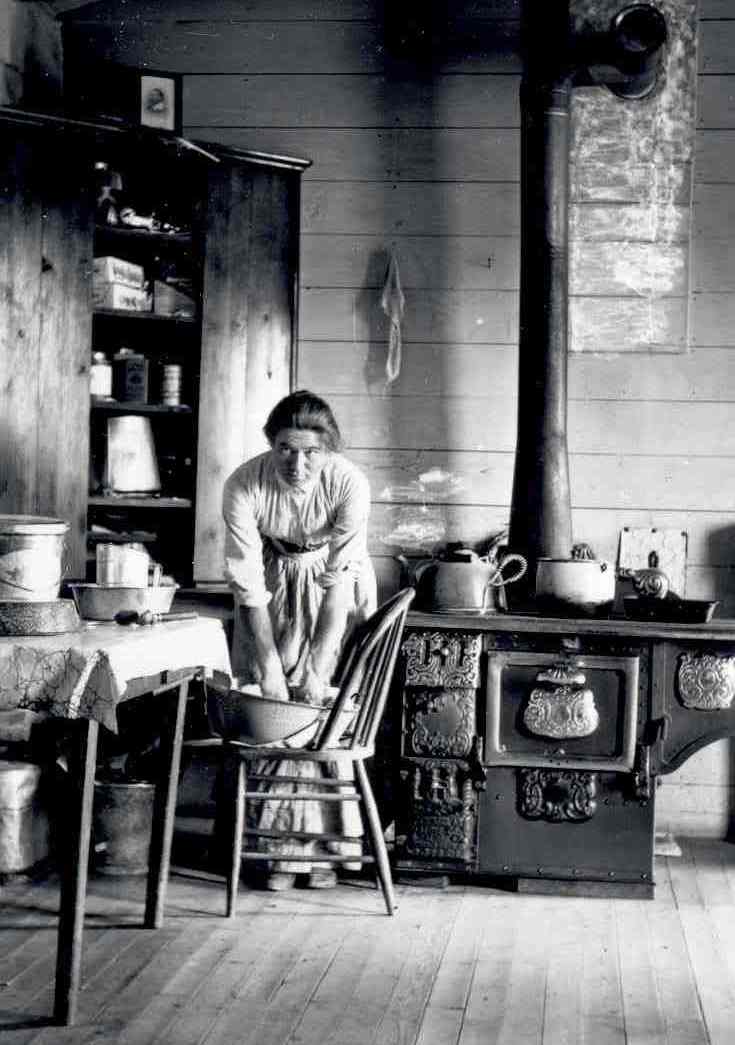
[0, 515, 68, 602]
[0, 761, 49, 873]
[92, 780, 155, 876]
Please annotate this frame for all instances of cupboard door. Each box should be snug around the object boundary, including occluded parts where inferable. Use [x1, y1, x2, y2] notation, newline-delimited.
[0, 123, 92, 577]
[194, 159, 301, 583]
[0, 131, 43, 518]
[37, 133, 93, 577]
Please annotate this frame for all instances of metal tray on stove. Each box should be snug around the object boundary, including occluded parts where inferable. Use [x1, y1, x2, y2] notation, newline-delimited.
[623, 597, 719, 623]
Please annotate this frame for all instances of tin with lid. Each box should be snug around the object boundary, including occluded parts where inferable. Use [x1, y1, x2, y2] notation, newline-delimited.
[113, 348, 148, 403]
[0, 515, 69, 602]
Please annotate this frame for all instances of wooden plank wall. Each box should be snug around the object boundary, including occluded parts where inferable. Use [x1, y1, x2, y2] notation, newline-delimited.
[0, 0, 62, 106]
[62, 0, 735, 835]
[63, 0, 734, 613]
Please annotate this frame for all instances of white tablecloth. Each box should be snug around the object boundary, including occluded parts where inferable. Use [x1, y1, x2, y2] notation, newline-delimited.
[0, 618, 232, 733]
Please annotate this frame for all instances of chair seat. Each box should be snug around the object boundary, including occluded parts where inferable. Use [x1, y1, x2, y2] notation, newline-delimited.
[225, 741, 375, 763]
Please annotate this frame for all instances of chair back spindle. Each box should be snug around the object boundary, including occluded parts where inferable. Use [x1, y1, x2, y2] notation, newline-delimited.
[315, 588, 414, 752]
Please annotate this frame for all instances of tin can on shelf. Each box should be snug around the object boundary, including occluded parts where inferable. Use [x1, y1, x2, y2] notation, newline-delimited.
[160, 363, 182, 406]
[112, 348, 148, 403]
[90, 351, 113, 398]
[96, 542, 150, 586]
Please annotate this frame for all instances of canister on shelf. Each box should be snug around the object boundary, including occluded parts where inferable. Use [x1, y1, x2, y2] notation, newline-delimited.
[90, 351, 112, 398]
[96, 542, 150, 586]
[112, 348, 148, 403]
[160, 363, 182, 406]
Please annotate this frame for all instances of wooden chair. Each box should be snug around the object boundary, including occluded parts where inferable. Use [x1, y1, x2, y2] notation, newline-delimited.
[221, 587, 415, 916]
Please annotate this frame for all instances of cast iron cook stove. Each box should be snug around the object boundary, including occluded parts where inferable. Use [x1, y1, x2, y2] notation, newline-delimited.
[393, 611, 735, 898]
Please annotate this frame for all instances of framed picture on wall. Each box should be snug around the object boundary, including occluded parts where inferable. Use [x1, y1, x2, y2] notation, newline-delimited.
[139, 73, 182, 134]
[64, 63, 182, 135]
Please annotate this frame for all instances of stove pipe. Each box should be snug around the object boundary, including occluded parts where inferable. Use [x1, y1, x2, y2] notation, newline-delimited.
[507, 3, 667, 605]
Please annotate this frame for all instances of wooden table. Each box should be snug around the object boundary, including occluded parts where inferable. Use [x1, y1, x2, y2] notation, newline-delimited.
[0, 617, 231, 1025]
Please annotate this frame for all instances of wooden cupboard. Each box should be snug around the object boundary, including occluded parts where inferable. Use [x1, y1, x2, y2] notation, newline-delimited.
[0, 106, 309, 585]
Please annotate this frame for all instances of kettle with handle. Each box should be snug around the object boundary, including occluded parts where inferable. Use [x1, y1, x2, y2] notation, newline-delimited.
[406, 545, 527, 613]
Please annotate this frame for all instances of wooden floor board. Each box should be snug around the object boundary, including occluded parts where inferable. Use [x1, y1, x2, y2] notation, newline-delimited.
[644, 899, 709, 1045]
[580, 900, 626, 1045]
[2, 847, 735, 1045]
[615, 902, 668, 1045]
[168, 917, 312, 1045]
[540, 900, 587, 1045]
[494, 900, 551, 1045]
[372, 889, 464, 1045]
[292, 915, 411, 1045]
[460, 894, 520, 1042]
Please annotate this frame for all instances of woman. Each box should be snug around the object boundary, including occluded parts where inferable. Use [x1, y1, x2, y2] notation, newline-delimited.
[222, 390, 377, 890]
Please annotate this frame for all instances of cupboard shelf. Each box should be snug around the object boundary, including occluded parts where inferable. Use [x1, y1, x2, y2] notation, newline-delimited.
[90, 401, 193, 415]
[92, 308, 197, 324]
[94, 224, 193, 247]
[88, 496, 193, 509]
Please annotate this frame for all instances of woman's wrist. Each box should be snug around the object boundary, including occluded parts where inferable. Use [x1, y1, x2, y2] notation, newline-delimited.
[306, 647, 331, 684]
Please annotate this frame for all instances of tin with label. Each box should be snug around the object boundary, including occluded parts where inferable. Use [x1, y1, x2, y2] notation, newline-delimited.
[112, 348, 148, 403]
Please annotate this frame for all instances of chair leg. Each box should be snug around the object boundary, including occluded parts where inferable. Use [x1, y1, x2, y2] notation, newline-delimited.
[226, 757, 245, 918]
[355, 760, 396, 915]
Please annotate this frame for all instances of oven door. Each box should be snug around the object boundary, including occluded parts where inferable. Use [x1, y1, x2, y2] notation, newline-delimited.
[483, 650, 640, 772]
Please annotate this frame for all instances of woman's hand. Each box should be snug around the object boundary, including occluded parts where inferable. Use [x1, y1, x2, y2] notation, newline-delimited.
[293, 656, 327, 705]
[259, 661, 290, 702]
[242, 604, 289, 700]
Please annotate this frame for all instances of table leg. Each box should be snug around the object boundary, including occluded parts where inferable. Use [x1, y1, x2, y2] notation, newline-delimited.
[54, 717, 99, 1026]
[144, 679, 189, 928]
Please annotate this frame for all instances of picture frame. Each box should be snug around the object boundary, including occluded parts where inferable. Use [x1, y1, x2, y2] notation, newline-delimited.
[65, 63, 182, 135]
[139, 73, 182, 134]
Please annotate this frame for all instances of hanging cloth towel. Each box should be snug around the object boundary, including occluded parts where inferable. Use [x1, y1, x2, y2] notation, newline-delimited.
[380, 248, 405, 385]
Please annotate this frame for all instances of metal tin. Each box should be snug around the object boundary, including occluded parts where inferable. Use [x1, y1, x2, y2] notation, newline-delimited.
[112, 348, 148, 403]
[160, 363, 182, 406]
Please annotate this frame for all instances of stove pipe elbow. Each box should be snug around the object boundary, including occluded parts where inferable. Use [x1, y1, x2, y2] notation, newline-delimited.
[588, 4, 669, 100]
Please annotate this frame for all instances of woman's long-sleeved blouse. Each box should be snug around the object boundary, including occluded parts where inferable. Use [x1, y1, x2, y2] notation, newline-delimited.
[222, 450, 372, 608]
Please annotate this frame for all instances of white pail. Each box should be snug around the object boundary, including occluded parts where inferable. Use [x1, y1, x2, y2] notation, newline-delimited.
[104, 416, 161, 493]
[0, 515, 68, 602]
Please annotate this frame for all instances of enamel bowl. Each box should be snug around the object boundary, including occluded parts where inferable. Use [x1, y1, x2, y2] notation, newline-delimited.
[207, 683, 346, 746]
[69, 583, 177, 621]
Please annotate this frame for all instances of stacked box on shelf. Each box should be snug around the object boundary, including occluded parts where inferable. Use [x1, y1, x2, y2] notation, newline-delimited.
[152, 279, 195, 318]
[92, 255, 150, 312]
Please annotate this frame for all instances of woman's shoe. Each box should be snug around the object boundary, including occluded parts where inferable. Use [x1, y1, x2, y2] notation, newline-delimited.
[266, 872, 296, 891]
[306, 869, 337, 889]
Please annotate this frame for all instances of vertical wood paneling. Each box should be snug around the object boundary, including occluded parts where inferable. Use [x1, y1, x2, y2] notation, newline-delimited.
[242, 170, 298, 454]
[194, 157, 301, 582]
[0, 129, 43, 518]
[64, 0, 735, 837]
[195, 162, 253, 581]
[36, 128, 93, 577]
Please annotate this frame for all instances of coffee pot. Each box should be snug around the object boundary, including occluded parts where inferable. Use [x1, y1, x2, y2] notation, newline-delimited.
[397, 542, 527, 613]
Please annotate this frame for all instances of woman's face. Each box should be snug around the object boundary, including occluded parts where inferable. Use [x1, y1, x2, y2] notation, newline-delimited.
[271, 428, 328, 491]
